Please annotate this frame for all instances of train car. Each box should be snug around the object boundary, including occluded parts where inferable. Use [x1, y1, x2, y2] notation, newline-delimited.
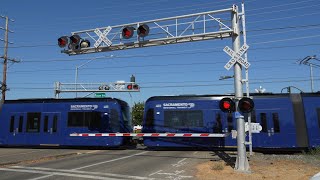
[142, 93, 320, 150]
[0, 97, 132, 147]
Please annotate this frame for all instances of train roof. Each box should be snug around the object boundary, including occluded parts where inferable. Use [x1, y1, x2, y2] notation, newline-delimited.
[4, 97, 129, 106]
[146, 92, 320, 102]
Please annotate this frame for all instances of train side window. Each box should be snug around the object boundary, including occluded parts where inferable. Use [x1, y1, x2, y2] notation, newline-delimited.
[251, 111, 257, 123]
[26, 112, 41, 133]
[68, 112, 100, 128]
[214, 113, 222, 133]
[146, 109, 154, 127]
[260, 113, 267, 132]
[110, 109, 120, 132]
[272, 113, 280, 133]
[53, 115, 58, 132]
[227, 113, 233, 132]
[164, 110, 203, 128]
[317, 108, 320, 129]
[43, 116, 49, 133]
[244, 111, 257, 123]
[18, 116, 23, 132]
[9, 116, 14, 132]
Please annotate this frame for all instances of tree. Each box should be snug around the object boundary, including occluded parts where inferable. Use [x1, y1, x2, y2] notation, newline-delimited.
[132, 101, 144, 126]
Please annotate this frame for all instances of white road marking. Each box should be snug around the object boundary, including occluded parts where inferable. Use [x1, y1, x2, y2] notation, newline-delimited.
[156, 170, 193, 179]
[0, 168, 120, 180]
[12, 166, 151, 180]
[149, 170, 163, 176]
[28, 174, 52, 180]
[72, 151, 148, 170]
[172, 158, 187, 168]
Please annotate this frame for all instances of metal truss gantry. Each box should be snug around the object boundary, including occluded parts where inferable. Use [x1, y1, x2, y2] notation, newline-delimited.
[54, 81, 139, 98]
[62, 7, 234, 55]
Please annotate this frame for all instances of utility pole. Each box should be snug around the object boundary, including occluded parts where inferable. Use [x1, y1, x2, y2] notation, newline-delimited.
[0, 16, 17, 106]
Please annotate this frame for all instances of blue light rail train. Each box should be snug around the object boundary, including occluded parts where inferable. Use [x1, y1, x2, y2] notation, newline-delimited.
[0, 98, 132, 147]
[142, 93, 320, 150]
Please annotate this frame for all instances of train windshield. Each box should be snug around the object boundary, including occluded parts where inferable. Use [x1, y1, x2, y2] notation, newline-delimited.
[121, 106, 132, 128]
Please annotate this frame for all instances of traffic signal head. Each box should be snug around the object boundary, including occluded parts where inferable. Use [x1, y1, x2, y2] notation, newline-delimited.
[238, 97, 254, 113]
[70, 34, 81, 45]
[219, 98, 235, 113]
[58, 36, 68, 48]
[137, 24, 149, 37]
[127, 84, 139, 90]
[122, 26, 135, 39]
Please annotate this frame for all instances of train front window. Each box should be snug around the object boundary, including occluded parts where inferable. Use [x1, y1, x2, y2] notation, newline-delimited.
[26, 112, 41, 133]
[68, 112, 100, 128]
[121, 106, 131, 127]
[164, 110, 203, 128]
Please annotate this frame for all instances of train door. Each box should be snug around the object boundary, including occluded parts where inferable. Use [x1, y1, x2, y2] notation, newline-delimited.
[41, 112, 60, 145]
[7, 112, 26, 145]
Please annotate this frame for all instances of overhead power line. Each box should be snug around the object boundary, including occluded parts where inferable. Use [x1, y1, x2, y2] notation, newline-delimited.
[8, 78, 320, 90]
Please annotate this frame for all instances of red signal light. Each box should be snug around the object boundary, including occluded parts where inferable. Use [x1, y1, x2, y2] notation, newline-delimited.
[238, 97, 254, 113]
[122, 26, 134, 39]
[223, 101, 231, 109]
[127, 84, 133, 90]
[137, 24, 149, 37]
[219, 98, 235, 113]
[70, 34, 81, 45]
[58, 36, 68, 48]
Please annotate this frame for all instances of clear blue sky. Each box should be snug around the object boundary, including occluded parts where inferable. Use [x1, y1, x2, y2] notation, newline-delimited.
[0, 0, 319, 105]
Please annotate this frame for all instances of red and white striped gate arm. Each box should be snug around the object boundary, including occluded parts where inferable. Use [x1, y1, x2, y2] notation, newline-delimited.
[70, 133, 229, 137]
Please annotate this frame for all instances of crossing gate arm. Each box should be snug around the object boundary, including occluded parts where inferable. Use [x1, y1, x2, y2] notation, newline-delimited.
[70, 133, 230, 138]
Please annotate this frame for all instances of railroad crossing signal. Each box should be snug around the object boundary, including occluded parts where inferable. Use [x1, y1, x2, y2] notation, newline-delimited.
[224, 43, 250, 70]
[219, 97, 254, 113]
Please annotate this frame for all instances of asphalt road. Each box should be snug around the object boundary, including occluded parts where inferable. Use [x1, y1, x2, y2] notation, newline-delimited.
[0, 147, 219, 180]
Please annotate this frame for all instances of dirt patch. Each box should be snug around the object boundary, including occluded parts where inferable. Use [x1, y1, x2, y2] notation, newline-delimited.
[196, 153, 320, 180]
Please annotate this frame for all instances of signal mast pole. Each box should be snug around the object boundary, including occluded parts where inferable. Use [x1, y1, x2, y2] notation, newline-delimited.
[232, 5, 250, 171]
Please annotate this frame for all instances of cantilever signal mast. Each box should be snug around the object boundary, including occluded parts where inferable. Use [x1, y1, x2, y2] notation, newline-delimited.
[57, 4, 251, 172]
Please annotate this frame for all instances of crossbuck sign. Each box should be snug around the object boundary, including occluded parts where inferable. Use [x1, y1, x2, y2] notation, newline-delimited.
[94, 26, 112, 48]
[224, 44, 250, 70]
